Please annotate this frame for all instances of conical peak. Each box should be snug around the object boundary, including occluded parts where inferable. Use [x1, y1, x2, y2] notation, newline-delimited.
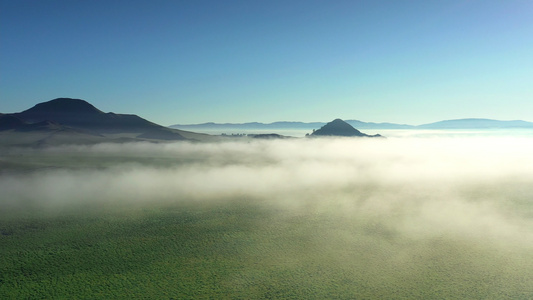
[311, 118, 365, 137]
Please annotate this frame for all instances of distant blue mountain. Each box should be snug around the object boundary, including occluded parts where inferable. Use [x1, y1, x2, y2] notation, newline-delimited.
[170, 118, 533, 131]
[417, 118, 533, 129]
[169, 120, 411, 130]
[170, 121, 325, 130]
[345, 120, 414, 129]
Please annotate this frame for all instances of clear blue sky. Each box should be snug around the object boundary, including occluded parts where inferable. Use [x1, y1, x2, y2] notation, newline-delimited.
[1, 0, 532, 125]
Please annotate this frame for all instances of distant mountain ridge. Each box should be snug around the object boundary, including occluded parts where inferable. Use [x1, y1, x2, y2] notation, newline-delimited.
[171, 121, 326, 130]
[417, 118, 533, 129]
[4, 98, 532, 148]
[171, 118, 533, 130]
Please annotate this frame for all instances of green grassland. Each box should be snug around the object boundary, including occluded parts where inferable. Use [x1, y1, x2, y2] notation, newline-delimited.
[2, 198, 532, 299]
[1, 146, 532, 299]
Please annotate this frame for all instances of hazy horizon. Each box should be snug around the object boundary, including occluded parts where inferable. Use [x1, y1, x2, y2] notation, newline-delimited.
[167, 128, 533, 138]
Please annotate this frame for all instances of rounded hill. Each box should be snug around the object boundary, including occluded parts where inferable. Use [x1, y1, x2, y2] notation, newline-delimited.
[22, 98, 103, 114]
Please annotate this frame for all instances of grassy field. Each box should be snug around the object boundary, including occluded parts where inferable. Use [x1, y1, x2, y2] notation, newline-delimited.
[2, 199, 532, 299]
[1, 139, 533, 298]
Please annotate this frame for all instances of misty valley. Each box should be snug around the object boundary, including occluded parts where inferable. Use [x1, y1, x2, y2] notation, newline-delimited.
[4, 0, 533, 297]
[1, 136, 532, 299]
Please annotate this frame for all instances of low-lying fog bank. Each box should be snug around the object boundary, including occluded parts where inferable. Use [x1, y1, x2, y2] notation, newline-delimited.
[1, 136, 532, 297]
[3, 138, 533, 242]
[3, 137, 533, 239]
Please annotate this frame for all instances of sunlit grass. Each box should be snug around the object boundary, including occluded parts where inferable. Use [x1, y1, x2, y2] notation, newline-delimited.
[1, 198, 532, 299]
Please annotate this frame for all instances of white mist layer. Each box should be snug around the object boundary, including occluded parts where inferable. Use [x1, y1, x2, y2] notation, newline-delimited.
[2, 137, 533, 250]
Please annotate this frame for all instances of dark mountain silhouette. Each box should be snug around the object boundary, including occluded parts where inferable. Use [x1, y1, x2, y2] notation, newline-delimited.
[0, 114, 27, 130]
[311, 119, 382, 137]
[1, 112, 102, 135]
[15, 120, 68, 132]
[14, 98, 170, 134]
[21, 97, 104, 115]
[0, 113, 113, 147]
[1, 98, 219, 146]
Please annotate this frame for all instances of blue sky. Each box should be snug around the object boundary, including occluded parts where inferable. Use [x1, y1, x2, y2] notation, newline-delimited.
[1, 0, 532, 125]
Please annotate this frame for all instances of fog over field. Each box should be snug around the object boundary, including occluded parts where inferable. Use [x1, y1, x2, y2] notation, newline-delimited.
[3, 136, 533, 247]
[2, 136, 533, 297]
